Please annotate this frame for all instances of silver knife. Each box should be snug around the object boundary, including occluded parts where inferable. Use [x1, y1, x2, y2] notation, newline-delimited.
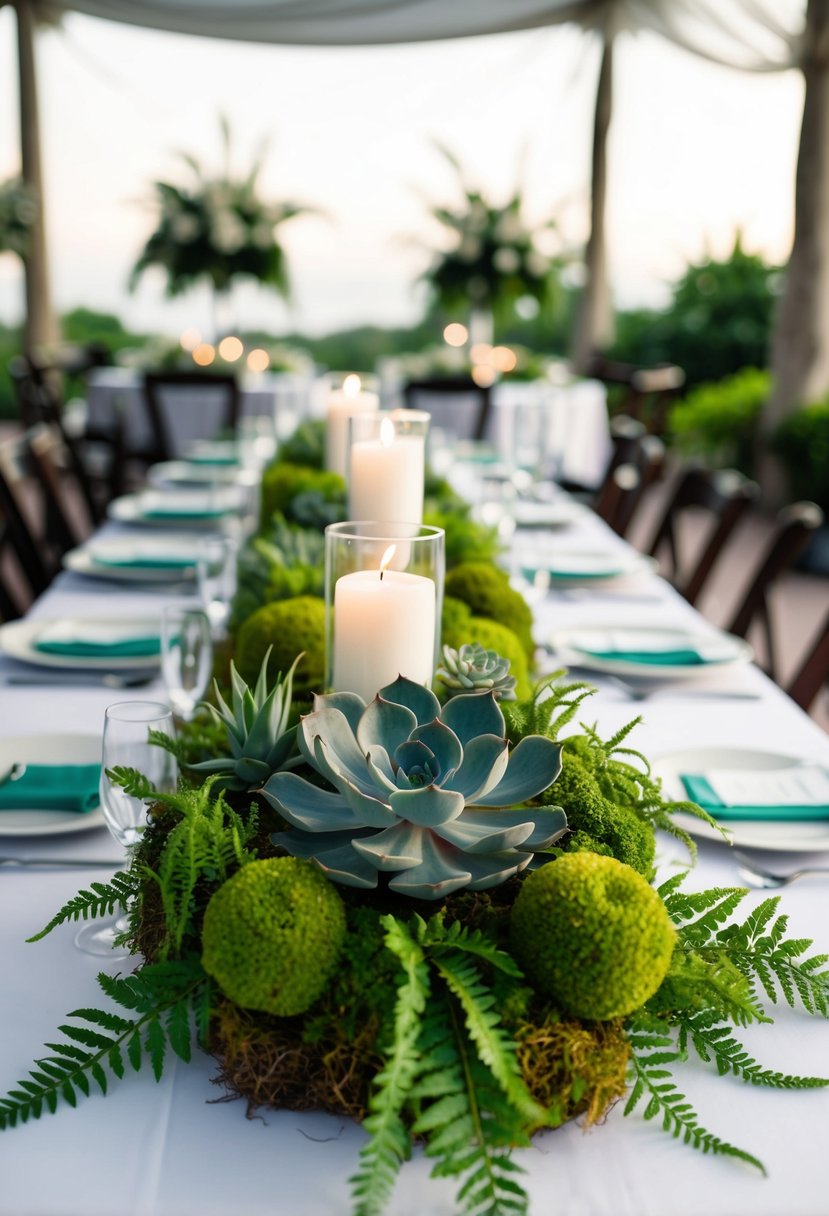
[0, 857, 123, 869]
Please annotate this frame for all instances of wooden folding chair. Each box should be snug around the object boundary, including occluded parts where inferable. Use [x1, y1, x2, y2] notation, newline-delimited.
[786, 609, 829, 713]
[143, 371, 241, 463]
[594, 435, 665, 538]
[644, 465, 759, 605]
[726, 502, 825, 680]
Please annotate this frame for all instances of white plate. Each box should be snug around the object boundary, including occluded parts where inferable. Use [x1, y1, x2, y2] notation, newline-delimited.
[108, 490, 242, 528]
[0, 616, 162, 671]
[525, 549, 656, 585]
[548, 624, 753, 680]
[0, 734, 105, 836]
[185, 439, 240, 465]
[147, 461, 244, 488]
[654, 746, 829, 853]
[512, 500, 589, 529]
[64, 536, 198, 583]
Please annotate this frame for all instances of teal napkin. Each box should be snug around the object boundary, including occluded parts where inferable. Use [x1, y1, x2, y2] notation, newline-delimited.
[188, 453, 239, 467]
[681, 774, 829, 821]
[93, 554, 194, 570]
[36, 634, 160, 657]
[0, 764, 101, 813]
[523, 566, 623, 582]
[574, 646, 710, 666]
[142, 505, 226, 521]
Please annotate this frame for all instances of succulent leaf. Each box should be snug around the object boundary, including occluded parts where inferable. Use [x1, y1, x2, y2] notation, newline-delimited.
[264, 676, 566, 900]
[436, 642, 517, 700]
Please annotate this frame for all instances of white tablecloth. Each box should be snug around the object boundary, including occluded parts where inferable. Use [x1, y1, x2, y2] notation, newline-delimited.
[0, 506, 827, 1216]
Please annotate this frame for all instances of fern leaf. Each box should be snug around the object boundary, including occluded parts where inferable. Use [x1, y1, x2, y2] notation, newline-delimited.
[26, 873, 138, 942]
[679, 1015, 829, 1089]
[349, 916, 430, 1216]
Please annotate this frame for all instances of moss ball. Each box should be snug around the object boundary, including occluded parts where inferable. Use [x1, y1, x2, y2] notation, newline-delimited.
[441, 595, 472, 642]
[443, 612, 531, 700]
[235, 595, 325, 694]
[510, 854, 675, 1020]
[201, 857, 346, 1017]
[445, 562, 535, 660]
[260, 463, 345, 529]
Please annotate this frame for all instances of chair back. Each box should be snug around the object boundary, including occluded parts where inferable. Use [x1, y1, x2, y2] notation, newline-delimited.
[0, 436, 54, 597]
[726, 501, 824, 679]
[585, 356, 685, 434]
[25, 424, 90, 556]
[594, 432, 665, 538]
[143, 372, 240, 463]
[787, 608, 829, 713]
[402, 376, 491, 442]
[645, 465, 759, 605]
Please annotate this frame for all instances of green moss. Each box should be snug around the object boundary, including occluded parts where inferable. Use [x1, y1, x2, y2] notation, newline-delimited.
[201, 857, 346, 1017]
[441, 595, 472, 641]
[259, 463, 345, 529]
[443, 613, 531, 700]
[235, 595, 325, 695]
[541, 742, 655, 876]
[510, 853, 676, 1020]
[445, 562, 535, 660]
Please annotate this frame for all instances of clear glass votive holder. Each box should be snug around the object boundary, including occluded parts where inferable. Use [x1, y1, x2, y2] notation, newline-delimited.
[324, 521, 445, 704]
[347, 409, 430, 526]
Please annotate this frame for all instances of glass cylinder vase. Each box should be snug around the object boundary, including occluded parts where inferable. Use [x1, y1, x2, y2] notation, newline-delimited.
[324, 520, 445, 704]
[347, 409, 430, 525]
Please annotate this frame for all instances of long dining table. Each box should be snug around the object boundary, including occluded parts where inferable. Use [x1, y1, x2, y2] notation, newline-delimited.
[1, 487, 828, 1216]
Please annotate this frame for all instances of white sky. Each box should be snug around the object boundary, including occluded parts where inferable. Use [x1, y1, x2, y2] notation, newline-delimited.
[0, 9, 805, 338]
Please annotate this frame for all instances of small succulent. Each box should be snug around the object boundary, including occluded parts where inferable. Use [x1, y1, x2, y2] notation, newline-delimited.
[436, 642, 517, 700]
[263, 676, 565, 900]
[190, 650, 300, 790]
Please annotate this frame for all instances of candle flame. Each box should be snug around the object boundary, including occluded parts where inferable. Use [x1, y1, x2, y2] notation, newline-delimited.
[379, 544, 396, 581]
[343, 373, 361, 398]
[380, 416, 395, 447]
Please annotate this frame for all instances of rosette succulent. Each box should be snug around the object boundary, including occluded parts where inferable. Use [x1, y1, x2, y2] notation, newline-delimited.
[263, 675, 565, 899]
[436, 642, 517, 700]
[190, 650, 300, 790]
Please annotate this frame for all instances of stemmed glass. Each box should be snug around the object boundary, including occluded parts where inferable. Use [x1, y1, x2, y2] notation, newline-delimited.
[161, 605, 213, 719]
[196, 537, 238, 637]
[75, 701, 178, 958]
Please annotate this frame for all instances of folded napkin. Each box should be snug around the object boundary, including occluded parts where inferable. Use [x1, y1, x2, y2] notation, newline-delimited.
[0, 763, 101, 814]
[567, 630, 733, 667]
[188, 453, 238, 466]
[142, 504, 227, 521]
[681, 766, 829, 821]
[92, 550, 195, 570]
[35, 621, 161, 658]
[523, 558, 627, 582]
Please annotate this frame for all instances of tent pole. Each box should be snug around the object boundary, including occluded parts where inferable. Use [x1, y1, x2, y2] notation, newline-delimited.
[571, 23, 615, 374]
[14, 0, 58, 356]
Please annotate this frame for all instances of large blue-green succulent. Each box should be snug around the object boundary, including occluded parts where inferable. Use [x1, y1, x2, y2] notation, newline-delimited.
[262, 676, 565, 900]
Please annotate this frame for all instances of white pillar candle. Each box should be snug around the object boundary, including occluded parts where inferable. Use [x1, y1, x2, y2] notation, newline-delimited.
[349, 418, 425, 524]
[332, 561, 436, 703]
[325, 375, 379, 479]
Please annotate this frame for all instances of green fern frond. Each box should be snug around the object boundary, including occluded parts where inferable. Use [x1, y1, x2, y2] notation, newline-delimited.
[502, 670, 594, 744]
[350, 917, 430, 1216]
[0, 959, 210, 1130]
[26, 872, 139, 943]
[624, 1017, 765, 1174]
[677, 1014, 829, 1089]
[652, 949, 768, 1027]
[419, 916, 524, 979]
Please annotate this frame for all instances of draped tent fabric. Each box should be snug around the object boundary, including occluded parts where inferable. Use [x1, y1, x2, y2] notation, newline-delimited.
[4, 0, 820, 412]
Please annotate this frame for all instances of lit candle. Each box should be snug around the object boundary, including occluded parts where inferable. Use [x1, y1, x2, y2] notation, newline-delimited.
[332, 544, 436, 703]
[349, 416, 425, 524]
[325, 374, 379, 478]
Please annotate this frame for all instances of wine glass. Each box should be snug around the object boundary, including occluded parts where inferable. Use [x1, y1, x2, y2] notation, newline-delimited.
[161, 605, 213, 719]
[75, 701, 178, 957]
[196, 536, 238, 637]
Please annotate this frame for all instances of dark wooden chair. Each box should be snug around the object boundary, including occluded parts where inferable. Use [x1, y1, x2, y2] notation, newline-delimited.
[594, 434, 665, 538]
[0, 437, 55, 599]
[644, 465, 759, 605]
[726, 502, 825, 680]
[9, 353, 124, 522]
[786, 609, 829, 713]
[402, 376, 491, 443]
[143, 371, 241, 463]
[584, 355, 685, 434]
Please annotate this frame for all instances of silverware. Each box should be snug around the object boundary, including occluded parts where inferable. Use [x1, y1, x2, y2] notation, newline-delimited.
[0, 671, 158, 689]
[605, 676, 762, 702]
[733, 851, 829, 889]
[0, 856, 123, 869]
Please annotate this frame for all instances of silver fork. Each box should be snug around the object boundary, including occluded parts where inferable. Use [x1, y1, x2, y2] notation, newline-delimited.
[733, 851, 829, 889]
[0, 856, 123, 869]
[606, 675, 762, 702]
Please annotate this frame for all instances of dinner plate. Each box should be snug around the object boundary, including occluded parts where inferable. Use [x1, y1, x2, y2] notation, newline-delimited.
[547, 624, 753, 680]
[512, 500, 589, 530]
[524, 548, 656, 585]
[0, 616, 163, 671]
[654, 745, 829, 853]
[108, 489, 244, 528]
[184, 439, 240, 465]
[63, 536, 198, 583]
[0, 734, 105, 836]
[147, 461, 245, 488]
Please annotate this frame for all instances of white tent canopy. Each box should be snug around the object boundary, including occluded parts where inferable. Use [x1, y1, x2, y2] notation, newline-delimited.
[6, 0, 820, 419]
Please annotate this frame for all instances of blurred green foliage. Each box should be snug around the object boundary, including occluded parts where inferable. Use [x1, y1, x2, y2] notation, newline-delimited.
[667, 368, 771, 477]
[775, 400, 829, 513]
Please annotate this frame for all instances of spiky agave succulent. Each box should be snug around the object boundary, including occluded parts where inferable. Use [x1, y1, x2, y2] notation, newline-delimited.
[262, 676, 565, 899]
[436, 642, 517, 700]
[190, 650, 301, 791]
